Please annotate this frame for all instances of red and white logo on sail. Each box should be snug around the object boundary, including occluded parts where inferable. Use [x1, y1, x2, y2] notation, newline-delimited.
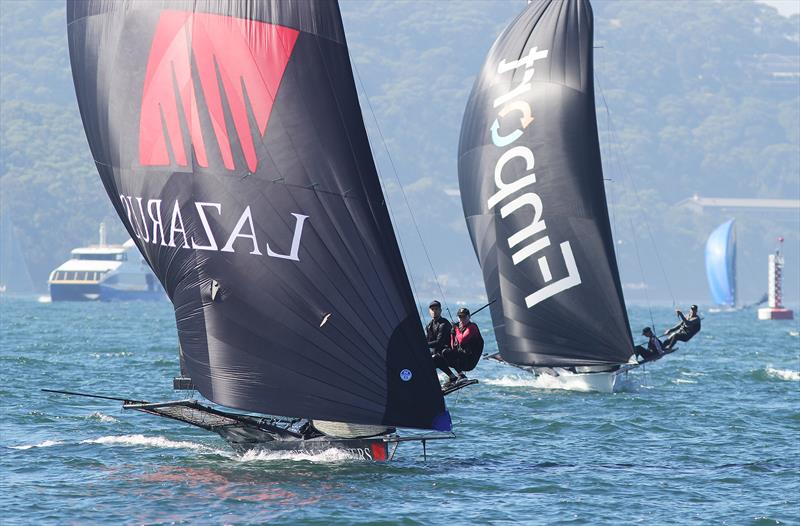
[139, 12, 299, 172]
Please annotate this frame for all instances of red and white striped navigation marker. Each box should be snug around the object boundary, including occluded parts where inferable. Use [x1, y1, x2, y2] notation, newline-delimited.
[758, 237, 794, 320]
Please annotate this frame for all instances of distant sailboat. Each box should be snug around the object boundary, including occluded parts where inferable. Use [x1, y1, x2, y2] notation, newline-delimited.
[56, 0, 456, 460]
[705, 219, 736, 310]
[458, 0, 648, 393]
[705, 219, 768, 312]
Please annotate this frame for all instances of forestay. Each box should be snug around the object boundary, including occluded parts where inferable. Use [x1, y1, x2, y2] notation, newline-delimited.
[68, 0, 449, 431]
[458, 0, 634, 367]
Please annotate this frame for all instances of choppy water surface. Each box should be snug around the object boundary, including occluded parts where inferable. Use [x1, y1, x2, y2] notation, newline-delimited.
[1, 297, 798, 525]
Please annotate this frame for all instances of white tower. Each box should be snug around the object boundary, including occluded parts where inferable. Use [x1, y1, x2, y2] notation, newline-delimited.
[758, 237, 794, 320]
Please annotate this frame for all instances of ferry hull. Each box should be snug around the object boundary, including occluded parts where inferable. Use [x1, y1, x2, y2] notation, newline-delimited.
[48, 283, 100, 302]
[99, 285, 165, 302]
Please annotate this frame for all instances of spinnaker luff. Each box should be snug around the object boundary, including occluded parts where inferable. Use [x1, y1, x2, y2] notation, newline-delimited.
[458, 0, 634, 367]
[705, 220, 736, 307]
[68, 0, 450, 431]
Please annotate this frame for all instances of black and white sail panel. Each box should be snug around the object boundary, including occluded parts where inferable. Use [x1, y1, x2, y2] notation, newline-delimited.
[458, 0, 633, 366]
[68, 0, 449, 431]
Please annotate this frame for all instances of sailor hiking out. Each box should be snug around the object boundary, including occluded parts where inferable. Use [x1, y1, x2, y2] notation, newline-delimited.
[426, 300, 452, 355]
[664, 305, 701, 349]
[432, 307, 484, 388]
[634, 327, 665, 363]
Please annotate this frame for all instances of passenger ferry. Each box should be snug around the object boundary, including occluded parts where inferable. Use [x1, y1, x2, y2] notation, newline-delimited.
[48, 225, 165, 302]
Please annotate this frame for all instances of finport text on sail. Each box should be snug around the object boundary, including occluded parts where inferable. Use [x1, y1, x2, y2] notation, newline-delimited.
[486, 46, 582, 308]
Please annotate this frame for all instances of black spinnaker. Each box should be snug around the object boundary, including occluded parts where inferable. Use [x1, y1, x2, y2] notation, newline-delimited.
[458, 0, 634, 367]
[68, 0, 450, 431]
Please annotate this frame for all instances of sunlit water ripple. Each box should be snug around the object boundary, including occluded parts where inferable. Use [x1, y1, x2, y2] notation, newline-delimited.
[1, 297, 798, 524]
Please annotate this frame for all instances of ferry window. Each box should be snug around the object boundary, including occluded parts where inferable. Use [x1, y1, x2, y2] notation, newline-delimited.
[82, 271, 90, 281]
[75, 253, 123, 261]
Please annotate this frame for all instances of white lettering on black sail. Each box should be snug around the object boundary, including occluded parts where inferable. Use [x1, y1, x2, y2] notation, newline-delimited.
[458, 0, 635, 367]
[70, 1, 450, 430]
[191, 202, 222, 251]
[221, 206, 262, 255]
[485, 44, 583, 307]
[266, 213, 308, 261]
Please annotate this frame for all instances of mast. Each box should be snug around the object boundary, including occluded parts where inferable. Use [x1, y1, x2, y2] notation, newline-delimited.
[67, 0, 449, 431]
[458, 0, 634, 367]
[732, 223, 738, 307]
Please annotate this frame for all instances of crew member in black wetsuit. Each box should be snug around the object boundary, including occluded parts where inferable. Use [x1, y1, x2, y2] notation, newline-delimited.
[425, 300, 451, 356]
[664, 305, 701, 349]
[432, 307, 484, 388]
[634, 327, 665, 363]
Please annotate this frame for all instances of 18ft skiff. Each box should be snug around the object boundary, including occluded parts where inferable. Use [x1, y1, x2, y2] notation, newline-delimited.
[61, 0, 458, 459]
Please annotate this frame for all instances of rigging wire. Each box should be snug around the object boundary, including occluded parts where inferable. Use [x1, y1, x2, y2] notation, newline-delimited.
[364, 140, 426, 321]
[350, 58, 455, 321]
[629, 218, 657, 331]
[339, 59, 426, 320]
[594, 73, 677, 309]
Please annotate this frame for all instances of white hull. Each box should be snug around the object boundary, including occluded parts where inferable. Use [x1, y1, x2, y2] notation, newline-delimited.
[528, 364, 639, 393]
[485, 353, 641, 393]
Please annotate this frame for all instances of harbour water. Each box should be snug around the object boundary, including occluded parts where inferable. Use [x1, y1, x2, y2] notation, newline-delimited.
[1, 297, 798, 525]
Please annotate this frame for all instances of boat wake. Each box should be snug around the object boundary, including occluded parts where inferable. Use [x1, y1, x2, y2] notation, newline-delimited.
[80, 434, 224, 454]
[764, 366, 800, 382]
[529, 374, 600, 392]
[235, 448, 364, 464]
[483, 375, 539, 388]
[8, 434, 365, 463]
[86, 412, 119, 423]
[483, 373, 638, 393]
[679, 371, 707, 378]
[8, 439, 64, 450]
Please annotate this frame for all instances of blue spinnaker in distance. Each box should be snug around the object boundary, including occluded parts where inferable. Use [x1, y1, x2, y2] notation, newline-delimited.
[705, 219, 736, 307]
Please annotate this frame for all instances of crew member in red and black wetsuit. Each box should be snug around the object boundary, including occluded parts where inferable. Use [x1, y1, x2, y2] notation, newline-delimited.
[432, 307, 484, 388]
